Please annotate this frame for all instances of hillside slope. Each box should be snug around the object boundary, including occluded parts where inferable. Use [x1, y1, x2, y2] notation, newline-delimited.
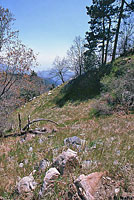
[0, 56, 134, 199]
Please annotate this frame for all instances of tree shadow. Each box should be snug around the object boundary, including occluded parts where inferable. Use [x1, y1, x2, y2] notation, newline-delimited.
[54, 71, 101, 107]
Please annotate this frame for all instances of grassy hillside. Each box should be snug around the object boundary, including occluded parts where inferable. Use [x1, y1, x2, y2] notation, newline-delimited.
[0, 55, 134, 199]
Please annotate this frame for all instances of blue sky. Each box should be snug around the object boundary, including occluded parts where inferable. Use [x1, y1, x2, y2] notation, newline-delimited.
[1, 0, 91, 70]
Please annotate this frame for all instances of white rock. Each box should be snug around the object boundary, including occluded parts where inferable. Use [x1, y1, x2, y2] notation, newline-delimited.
[17, 175, 37, 194]
[39, 167, 60, 197]
[52, 149, 79, 175]
[29, 147, 33, 152]
[74, 172, 104, 200]
[19, 163, 24, 168]
[48, 91, 52, 95]
[115, 188, 120, 194]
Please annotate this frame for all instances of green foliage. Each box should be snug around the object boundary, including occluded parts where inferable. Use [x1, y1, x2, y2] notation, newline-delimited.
[101, 56, 134, 112]
[20, 88, 39, 102]
[85, 0, 118, 64]
[54, 71, 101, 107]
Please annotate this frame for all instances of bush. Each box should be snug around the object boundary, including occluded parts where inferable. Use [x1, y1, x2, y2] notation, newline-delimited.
[20, 88, 39, 102]
[89, 101, 112, 118]
[101, 68, 134, 112]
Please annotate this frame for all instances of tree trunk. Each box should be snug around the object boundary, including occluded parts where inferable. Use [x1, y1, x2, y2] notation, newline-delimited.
[112, 0, 125, 62]
[102, 16, 105, 65]
[104, 17, 111, 64]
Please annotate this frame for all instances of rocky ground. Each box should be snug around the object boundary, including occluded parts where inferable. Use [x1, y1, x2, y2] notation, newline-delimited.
[0, 84, 134, 199]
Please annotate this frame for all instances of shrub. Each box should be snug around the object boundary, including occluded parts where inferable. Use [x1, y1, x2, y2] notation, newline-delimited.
[89, 101, 112, 118]
[20, 88, 39, 102]
[101, 67, 134, 112]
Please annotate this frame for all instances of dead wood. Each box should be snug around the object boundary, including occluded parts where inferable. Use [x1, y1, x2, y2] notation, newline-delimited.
[22, 118, 59, 131]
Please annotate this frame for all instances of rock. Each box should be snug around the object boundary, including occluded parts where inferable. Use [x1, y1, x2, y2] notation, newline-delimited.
[0, 197, 5, 200]
[38, 159, 50, 172]
[64, 136, 81, 145]
[39, 138, 43, 144]
[24, 159, 29, 165]
[48, 91, 52, 95]
[67, 183, 81, 200]
[74, 172, 104, 200]
[19, 163, 24, 168]
[64, 136, 86, 147]
[29, 147, 33, 152]
[39, 167, 60, 198]
[52, 149, 79, 175]
[113, 160, 118, 165]
[17, 175, 37, 194]
[115, 188, 120, 195]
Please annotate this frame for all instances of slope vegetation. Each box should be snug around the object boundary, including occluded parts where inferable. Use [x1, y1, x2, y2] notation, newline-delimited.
[0, 55, 134, 199]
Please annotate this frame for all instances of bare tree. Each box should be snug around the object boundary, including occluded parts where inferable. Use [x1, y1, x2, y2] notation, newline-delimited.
[117, 16, 134, 55]
[49, 56, 69, 84]
[67, 36, 85, 76]
[0, 6, 38, 134]
[0, 40, 37, 99]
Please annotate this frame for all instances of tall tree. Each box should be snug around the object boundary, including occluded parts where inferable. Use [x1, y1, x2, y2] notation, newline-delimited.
[112, 0, 134, 61]
[112, 0, 125, 61]
[50, 56, 69, 84]
[67, 36, 85, 76]
[0, 6, 38, 133]
[0, 7, 37, 99]
[85, 0, 117, 65]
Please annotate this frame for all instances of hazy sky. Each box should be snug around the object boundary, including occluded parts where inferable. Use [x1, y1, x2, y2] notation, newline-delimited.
[1, 0, 91, 70]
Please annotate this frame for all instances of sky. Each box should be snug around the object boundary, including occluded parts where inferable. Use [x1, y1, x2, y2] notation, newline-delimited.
[1, 0, 91, 71]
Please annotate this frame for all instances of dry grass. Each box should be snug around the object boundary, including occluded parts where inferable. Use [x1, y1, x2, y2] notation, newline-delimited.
[0, 84, 134, 199]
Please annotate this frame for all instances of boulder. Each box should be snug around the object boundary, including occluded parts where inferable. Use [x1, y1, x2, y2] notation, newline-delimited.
[52, 149, 79, 175]
[17, 175, 37, 194]
[39, 167, 60, 198]
[74, 172, 104, 200]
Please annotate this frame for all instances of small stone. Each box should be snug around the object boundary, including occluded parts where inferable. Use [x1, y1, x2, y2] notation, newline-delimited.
[24, 159, 28, 164]
[91, 143, 97, 149]
[48, 91, 52, 95]
[29, 147, 33, 152]
[39, 159, 50, 171]
[116, 150, 120, 156]
[64, 136, 81, 146]
[113, 160, 118, 165]
[115, 188, 120, 194]
[128, 146, 131, 150]
[106, 176, 111, 181]
[19, 163, 24, 168]
[39, 138, 43, 144]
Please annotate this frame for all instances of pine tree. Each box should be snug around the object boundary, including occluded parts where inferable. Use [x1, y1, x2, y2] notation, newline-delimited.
[85, 0, 117, 65]
[112, 0, 134, 61]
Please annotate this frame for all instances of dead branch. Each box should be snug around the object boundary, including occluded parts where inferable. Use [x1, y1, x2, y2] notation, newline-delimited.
[29, 130, 45, 134]
[18, 113, 22, 132]
[22, 118, 59, 131]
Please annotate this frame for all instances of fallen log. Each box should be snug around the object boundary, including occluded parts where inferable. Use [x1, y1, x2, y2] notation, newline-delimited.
[22, 118, 59, 131]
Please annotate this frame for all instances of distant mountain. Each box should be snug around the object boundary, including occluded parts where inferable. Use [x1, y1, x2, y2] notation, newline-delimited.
[37, 70, 74, 86]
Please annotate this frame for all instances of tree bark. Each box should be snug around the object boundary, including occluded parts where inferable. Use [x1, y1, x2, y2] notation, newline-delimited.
[112, 0, 125, 62]
[102, 16, 105, 65]
[104, 17, 111, 64]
